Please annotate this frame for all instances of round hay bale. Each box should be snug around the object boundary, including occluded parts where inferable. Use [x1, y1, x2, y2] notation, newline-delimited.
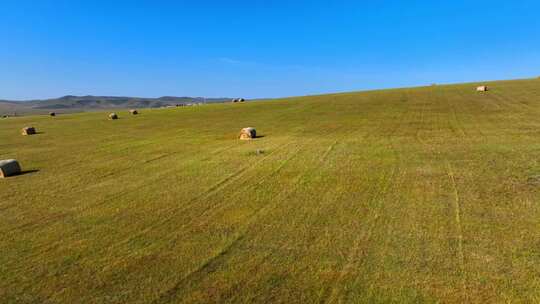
[0, 159, 21, 178]
[232, 98, 238, 103]
[109, 113, 118, 120]
[476, 86, 488, 92]
[238, 98, 245, 102]
[129, 109, 138, 115]
[49, 112, 56, 117]
[239, 127, 256, 140]
[21, 127, 36, 136]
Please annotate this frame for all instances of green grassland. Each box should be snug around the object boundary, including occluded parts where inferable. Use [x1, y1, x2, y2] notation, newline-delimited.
[2, 79, 540, 303]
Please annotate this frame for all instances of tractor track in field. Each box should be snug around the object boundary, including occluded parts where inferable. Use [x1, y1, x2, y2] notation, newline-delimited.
[149, 124, 349, 302]
[2, 137, 299, 270]
[414, 91, 430, 147]
[181, 141, 306, 228]
[174, 131, 346, 237]
[80, 140, 240, 193]
[414, 90, 470, 301]
[137, 127, 339, 251]
[150, 233, 248, 304]
[492, 90, 537, 113]
[107, 123, 337, 246]
[2, 137, 284, 235]
[167, 139, 296, 210]
[321, 103, 411, 303]
[488, 91, 528, 113]
[2, 160, 181, 234]
[2, 140, 278, 235]
[2, 142, 244, 233]
[185, 126, 351, 230]
[152, 129, 348, 303]
[455, 90, 487, 137]
[450, 105, 467, 137]
[150, 170, 310, 304]
[8, 130, 307, 271]
[434, 88, 468, 139]
[99, 140, 293, 250]
[2, 185, 141, 234]
[323, 167, 398, 304]
[97, 153, 174, 179]
[446, 161, 468, 301]
[97, 141, 240, 179]
[321, 139, 338, 162]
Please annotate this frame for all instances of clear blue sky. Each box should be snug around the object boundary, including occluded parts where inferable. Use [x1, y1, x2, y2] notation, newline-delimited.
[1, 1, 540, 100]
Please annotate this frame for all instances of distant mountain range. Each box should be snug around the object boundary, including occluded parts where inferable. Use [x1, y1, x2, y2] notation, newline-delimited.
[0, 95, 235, 115]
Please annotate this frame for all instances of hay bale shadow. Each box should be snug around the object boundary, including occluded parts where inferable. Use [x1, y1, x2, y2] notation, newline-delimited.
[3, 170, 40, 178]
[18, 170, 40, 176]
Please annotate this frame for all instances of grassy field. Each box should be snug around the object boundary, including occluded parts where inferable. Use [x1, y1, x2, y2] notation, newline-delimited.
[2, 79, 540, 303]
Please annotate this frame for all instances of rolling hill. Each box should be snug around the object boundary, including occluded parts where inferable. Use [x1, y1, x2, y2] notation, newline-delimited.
[2, 78, 540, 303]
[0, 95, 234, 116]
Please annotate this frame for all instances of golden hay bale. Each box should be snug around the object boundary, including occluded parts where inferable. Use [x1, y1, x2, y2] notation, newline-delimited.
[129, 109, 138, 115]
[0, 159, 21, 178]
[239, 127, 256, 140]
[476, 86, 488, 92]
[21, 127, 36, 136]
[109, 113, 118, 120]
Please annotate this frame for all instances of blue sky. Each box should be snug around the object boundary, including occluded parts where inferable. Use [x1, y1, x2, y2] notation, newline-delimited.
[1, 1, 539, 100]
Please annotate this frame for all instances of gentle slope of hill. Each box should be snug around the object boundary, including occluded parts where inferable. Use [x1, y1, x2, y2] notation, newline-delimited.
[0, 95, 233, 115]
[2, 78, 540, 303]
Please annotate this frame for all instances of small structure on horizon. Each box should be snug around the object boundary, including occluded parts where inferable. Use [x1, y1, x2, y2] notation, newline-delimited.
[0, 159, 21, 178]
[109, 113, 118, 120]
[21, 127, 36, 136]
[476, 86, 488, 92]
[239, 127, 257, 140]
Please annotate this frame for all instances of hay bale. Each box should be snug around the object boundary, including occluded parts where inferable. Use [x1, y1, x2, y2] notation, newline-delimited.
[21, 127, 36, 136]
[0, 159, 21, 178]
[109, 113, 118, 120]
[476, 86, 488, 92]
[49, 112, 56, 117]
[232, 98, 239, 103]
[239, 98, 245, 102]
[129, 109, 138, 115]
[239, 127, 256, 140]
